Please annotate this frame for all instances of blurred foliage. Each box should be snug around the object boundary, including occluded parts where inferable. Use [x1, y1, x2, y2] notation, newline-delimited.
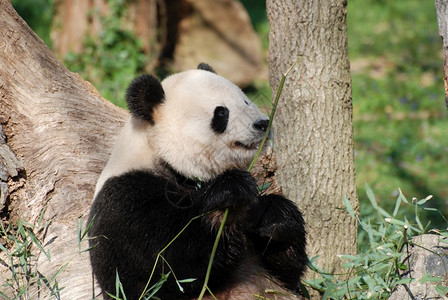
[347, 0, 447, 227]
[238, 0, 270, 50]
[63, 0, 151, 107]
[11, 0, 448, 228]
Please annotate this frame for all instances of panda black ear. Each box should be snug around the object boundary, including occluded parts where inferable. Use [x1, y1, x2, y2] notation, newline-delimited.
[197, 63, 216, 74]
[125, 74, 165, 124]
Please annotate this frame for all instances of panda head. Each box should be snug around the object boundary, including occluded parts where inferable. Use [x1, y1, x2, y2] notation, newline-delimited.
[99, 63, 270, 188]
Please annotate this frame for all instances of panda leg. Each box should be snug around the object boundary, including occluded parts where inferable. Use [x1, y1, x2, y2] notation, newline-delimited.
[247, 194, 308, 292]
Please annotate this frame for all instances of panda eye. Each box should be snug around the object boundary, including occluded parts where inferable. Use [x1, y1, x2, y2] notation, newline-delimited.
[211, 106, 229, 134]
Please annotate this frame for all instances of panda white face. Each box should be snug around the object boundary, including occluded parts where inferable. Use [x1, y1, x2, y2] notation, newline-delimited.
[95, 64, 270, 194]
[153, 69, 269, 181]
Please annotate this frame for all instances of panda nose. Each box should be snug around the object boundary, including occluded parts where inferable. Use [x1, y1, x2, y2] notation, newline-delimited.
[253, 119, 269, 132]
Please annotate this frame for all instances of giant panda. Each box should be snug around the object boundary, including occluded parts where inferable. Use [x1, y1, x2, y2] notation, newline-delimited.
[88, 63, 307, 300]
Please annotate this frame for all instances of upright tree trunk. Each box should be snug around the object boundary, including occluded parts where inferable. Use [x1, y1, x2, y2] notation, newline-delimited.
[267, 0, 359, 277]
[435, 0, 448, 110]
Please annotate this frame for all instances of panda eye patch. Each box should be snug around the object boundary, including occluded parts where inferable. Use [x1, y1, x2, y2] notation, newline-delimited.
[211, 106, 229, 134]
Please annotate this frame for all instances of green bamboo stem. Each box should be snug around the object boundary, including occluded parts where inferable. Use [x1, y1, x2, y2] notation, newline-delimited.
[197, 208, 229, 299]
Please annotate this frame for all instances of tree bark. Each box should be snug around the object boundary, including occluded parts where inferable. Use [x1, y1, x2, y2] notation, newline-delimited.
[435, 0, 448, 110]
[0, 0, 127, 298]
[267, 0, 359, 278]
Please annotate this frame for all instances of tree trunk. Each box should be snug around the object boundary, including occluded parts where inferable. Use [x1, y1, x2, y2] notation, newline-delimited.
[267, 0, 359, 278]
[0, 0, 127, 298]
[435, 0, 448, 110]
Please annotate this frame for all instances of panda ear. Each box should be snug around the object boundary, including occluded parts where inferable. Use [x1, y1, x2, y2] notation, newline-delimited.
[197, 63, 216, 74]
[125, 74, 165, 124]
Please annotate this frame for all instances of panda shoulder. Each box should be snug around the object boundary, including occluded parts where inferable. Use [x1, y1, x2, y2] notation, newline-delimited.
[95, 170, 170, 205]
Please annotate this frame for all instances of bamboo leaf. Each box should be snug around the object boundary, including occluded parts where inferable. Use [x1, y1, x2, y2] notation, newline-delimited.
[419, 273, 442, 284]
[417, 195, 433, 205]
[436, 284, 448, 297]
[27, 228, 51, 260]
[144, 273, 170, 299]
[343, 196, 355, 218]
[392, 192, 402, 217]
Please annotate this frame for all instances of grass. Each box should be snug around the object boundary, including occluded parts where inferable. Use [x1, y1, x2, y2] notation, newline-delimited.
[0, 211, 67, 299]
[347, 0, 447, 226]
[2, 190, 446, 299]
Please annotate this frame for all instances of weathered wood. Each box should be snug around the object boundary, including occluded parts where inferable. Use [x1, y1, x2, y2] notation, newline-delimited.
[0, 125, 24, 210]
[0, 0, 127, 298]
[267, 0, 359, 279]
[435, 0, 448, 110]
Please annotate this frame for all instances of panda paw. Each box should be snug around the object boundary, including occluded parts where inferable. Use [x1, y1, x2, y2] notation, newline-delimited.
[248, 194, 305, 242]
[247, 195, 307, 292]
[200, 170, 259, 223]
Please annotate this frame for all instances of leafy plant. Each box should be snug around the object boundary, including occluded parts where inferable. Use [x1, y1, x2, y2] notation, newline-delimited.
[303, 186, 448, 299]
[0, 210, 67, 299]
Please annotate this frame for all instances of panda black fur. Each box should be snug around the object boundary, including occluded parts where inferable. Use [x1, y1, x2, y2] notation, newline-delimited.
[88, 64, 307, 300]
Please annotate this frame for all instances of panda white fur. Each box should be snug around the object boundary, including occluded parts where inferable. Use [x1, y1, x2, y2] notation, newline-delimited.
[88, 63, 307, 300]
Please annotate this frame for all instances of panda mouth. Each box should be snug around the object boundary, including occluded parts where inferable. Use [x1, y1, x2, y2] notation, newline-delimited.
[234, 140, 262, 150]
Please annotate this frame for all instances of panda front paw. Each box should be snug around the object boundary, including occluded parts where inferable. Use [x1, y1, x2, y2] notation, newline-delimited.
[248, 194, 305, 242]
[200, 170, 259, 224]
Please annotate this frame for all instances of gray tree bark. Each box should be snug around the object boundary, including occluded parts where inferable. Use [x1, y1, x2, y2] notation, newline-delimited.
[267, 0, 359, 278]
[435, 0, 448, 110]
